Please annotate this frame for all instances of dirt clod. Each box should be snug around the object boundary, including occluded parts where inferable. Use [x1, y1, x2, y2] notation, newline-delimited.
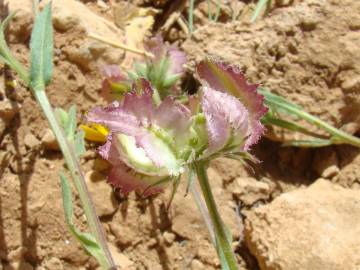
[245, 179, 360, 270]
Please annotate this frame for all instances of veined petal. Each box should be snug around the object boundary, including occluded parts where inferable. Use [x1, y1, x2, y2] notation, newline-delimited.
[197, 59, 267, 149]
[109, 163, 167, 197]
[202, 86, 249, 154]
[86, 101, 141, 136]
[154, 97, 191, 134]
[101, 135, 169, 196]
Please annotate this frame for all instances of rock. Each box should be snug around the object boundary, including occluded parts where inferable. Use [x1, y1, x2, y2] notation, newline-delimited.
[163, 231, 175, 245]
[108, 243, 134, 268]
[321, 165, 340, 179]
[4, 262, 33, 270]
[109, 223, 136, 247]
[245, 179, 360, 270]
[85, 170, 118, 217]
[24, 133, 39, 149]
[41, 128, 59, 151]
[191, 259, 205, 270]
[312, 148, 339, 177]
[232, 177, 272, 206]
[53, 7, 81, 31]
[42, 257, 64, 270]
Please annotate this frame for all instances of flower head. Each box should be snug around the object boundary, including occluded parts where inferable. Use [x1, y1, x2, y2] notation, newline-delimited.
[101, 36, 186, 102]
[197, 59, 268, 152]
[87, 79, 191, 195]
[86, 59, 267, 196]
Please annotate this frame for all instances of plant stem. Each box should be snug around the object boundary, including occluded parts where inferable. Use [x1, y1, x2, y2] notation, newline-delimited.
[295, 109, 360, 147]
[34, 89, 115, 270]
[194, 161, 238, 270]
[88, 32, 154, 58]
[188, 0, 195, 33]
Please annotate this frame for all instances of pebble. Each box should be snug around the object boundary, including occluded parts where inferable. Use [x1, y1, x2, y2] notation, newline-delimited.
[24, 133, 39, 149]
[41, 128, 59, 151]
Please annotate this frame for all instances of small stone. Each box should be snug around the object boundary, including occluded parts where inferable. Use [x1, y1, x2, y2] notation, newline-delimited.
[24, 133, 39, 149]
[5, 262, 33, 270]
[53, 7, 81, 31]
[321, 165, 340, 179]
[108, 243, 134, 268]
[191, 259, 205, 270]
[0, 99, 19, 120]
[42, 257, 64, 270]
[232, 177, 272, 206]
[163, 231, 175, 245]
[85, 170, 118, 217]
[42, 128, 59, 151]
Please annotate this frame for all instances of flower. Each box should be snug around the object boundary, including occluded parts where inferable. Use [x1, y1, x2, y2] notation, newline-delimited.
[86, 59, 267, 196]
[197, 59, 268, 152]
[101, 35, 186, 102]
[87, 78, 192, 195]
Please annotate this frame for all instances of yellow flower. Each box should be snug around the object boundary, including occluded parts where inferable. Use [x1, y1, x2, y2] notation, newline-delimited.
[80, 123, 109, 143]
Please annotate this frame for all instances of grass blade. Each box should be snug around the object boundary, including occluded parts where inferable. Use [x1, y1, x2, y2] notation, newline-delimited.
[251, 0, 270, 22]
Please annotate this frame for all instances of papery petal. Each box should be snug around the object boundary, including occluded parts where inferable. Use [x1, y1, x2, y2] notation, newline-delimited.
[109, 163, 166, 197]
[197, 59, 268, 149]
[154, 97, 191, 134]
[168, 45, 186, 75]
[102, 135, 168, 196]
[146, 34, 186, 76]
[86, 102, 141, 136]
[122, 79, 154, 124]
[101, 65, 131, 102]
[145, 34, 165, 61]
[202, 87, 249, 154]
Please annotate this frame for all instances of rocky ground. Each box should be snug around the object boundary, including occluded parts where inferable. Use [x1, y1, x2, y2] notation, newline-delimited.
[0, 0, 359, 270]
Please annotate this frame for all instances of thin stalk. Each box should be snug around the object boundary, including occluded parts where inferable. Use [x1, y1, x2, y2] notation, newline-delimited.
[34, 90, 115, 270]
[88, 32, 154, 58]
[189, 182, 216, 244]
[276, 101, 360, 148]
[195, 161, 238, 270]
[188, 0, 195, 33]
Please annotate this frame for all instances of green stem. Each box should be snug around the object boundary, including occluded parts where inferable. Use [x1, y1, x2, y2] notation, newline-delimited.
[276, 100, 360, 148]
[195, 161, 238, 270]
[34, 90, 115, 270]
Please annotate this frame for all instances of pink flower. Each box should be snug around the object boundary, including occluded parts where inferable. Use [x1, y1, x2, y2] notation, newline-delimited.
[197, 59, 268, 154]
[87, 79, 191, 195]
[87, 59, 267, 196]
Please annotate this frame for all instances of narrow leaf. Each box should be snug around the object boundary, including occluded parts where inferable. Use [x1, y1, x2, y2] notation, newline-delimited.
[74, 130, 86, 158]
[282, 139, 334, 147]
[30, 2, 53, 90]
[55, 108, 68, 130]
[59, 173, 108, 267]
[60, 172, 73, 223]
[66, 105, 77, 139]
[0, 12, 30, 84]
[251, 0, 270, 22]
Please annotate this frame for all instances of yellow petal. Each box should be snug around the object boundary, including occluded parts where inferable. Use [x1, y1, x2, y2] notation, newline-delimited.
[80, 124, 109, 143]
